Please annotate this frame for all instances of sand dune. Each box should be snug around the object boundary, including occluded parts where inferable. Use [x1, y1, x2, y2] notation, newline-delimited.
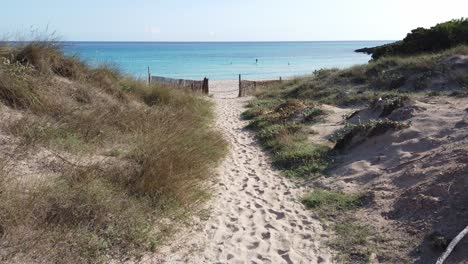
[157, 81, 332, 263]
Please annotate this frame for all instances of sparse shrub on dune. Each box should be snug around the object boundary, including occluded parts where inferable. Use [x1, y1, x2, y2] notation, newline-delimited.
[280, 46, 468, 107]
[302, 190, 366, 213]
[243, 96, 331, 178]
[330, 119, 410, 151]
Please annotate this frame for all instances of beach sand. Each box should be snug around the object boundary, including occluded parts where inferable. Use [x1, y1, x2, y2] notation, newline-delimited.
[156, 80, 333, 263]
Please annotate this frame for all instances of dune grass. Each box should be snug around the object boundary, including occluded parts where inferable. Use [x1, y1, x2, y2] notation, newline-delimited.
[0, 41, 227, 262]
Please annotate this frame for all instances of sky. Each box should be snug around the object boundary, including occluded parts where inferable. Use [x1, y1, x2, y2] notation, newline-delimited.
[1, 0, 467, 41]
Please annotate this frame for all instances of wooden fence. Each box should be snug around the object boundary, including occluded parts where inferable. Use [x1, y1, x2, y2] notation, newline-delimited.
[238, 74, 283, 97]
[146, 67, 284, 97]
[148, 67, 209, 94]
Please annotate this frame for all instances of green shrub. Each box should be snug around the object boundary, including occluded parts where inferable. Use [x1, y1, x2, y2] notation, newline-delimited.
[257, 123, 302, 141]
[331, 119, 410, 150]
[303, 107, 326, 122]
[368, 18, 468, 59]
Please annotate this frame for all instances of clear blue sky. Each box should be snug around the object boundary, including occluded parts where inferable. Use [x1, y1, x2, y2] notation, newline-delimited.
[2, 0, 467, 41]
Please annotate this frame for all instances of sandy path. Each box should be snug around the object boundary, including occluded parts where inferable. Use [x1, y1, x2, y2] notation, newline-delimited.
[159, 81, 332, 263]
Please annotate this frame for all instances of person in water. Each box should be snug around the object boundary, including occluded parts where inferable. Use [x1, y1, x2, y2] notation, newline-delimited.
[256, 59, 258, 64]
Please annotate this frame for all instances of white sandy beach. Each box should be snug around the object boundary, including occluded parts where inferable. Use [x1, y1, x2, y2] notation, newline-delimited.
[157, 80, 333, 263]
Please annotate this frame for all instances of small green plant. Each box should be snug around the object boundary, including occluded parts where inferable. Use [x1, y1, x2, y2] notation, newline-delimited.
[273, 143, 331, 178]
[302, 190, 366, 212]
[303, 107, 325, 123]
[244, 96, 331, 178]
[242, 98, 282, 120]
[331, 222, 374, 262]
[330, 119, 410, 150]
[335, 222, 371, 246]
[257, 123, 302, 141]
[373, 94, 410, 117]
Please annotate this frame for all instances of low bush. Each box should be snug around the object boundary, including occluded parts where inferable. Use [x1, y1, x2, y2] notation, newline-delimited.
[331, 119, 410, 150]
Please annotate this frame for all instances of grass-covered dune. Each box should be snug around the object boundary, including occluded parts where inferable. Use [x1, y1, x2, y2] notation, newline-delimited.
[243, 46, 468, 262]
[0, 42, 226, 262]
[358, 18, 468, 60]
[243, 45, 468, 179]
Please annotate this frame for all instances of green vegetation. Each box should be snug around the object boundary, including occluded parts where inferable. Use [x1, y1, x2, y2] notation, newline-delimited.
[243, 97, 331, 178]
[295, 48, 468, 102]
[302, 190, 373, 261]
[0, 41, 226, 262]
[302, 190, 366, 212]
[330, 119, 410, 151]
[332, 222, 375, 262]
[242, 48, 468, 176]
[363, 18, 468, 60]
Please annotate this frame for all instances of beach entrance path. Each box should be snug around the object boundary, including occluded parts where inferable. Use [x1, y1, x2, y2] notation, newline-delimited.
[158, 80, 333, 263]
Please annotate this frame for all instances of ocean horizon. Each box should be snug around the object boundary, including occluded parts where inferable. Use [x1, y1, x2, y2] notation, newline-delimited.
[62, 41, 391, 80]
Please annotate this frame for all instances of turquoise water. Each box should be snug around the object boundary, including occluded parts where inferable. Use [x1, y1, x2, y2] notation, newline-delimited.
[63, 41, 389, 80]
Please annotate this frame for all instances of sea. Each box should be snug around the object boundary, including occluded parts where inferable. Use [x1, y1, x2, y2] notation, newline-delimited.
[62, 41, 390, 80]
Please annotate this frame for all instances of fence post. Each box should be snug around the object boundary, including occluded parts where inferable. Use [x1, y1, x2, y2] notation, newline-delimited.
[238, 74, 242, 97]
[254, 81, 257, 94]
[147, 66, 151, 86]
[279, 76, 282, 82]
[203, 77, 209, 94]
